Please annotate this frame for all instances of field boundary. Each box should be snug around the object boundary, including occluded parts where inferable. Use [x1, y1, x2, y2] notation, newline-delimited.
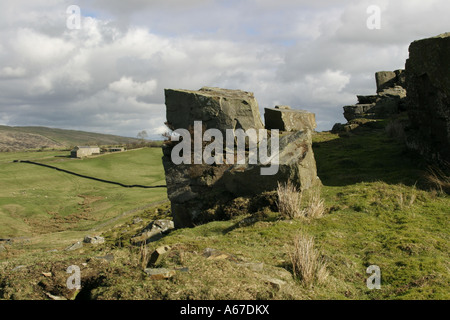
[14, 160, 167, 189]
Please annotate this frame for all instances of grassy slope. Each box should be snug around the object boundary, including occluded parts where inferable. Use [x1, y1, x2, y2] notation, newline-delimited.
[0, 124, 448, 300]
[0, 148, 167, 244]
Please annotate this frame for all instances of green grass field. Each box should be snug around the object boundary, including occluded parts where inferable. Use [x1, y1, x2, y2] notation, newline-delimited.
[0, 124, 448, 300]
[0, 148, 167, 246]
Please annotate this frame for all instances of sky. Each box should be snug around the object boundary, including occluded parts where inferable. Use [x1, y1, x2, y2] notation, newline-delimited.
[0, 0, 448, 139]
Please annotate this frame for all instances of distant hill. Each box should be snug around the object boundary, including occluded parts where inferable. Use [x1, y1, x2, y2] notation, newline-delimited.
[0, 125, 145, 151]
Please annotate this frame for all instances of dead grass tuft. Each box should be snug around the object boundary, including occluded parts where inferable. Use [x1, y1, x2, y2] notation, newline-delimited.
[276, 181, 303, 219]
[289, 233, 328, 287]
[277, 181, 326, 220]
[426, 162, 450, 194]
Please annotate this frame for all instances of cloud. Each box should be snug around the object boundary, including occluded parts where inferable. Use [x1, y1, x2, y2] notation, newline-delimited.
[0, 0, 449, 137]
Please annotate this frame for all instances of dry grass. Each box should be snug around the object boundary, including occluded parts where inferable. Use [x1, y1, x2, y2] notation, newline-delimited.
[289, 233, 328, 287]
[397, 192, 417, 210]
[305, 194, 326, 219]
[277, 181, 304, 219]
[277, 181, 326, 220]
[139, 242, 149, 269]
[426, 163, 450, 194]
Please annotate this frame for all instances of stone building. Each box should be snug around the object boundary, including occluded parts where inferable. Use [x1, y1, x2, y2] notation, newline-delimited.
[71, 146, 100, 158]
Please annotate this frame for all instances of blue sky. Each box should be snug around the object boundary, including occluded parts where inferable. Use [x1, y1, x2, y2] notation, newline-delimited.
[0, 0, 449, 138]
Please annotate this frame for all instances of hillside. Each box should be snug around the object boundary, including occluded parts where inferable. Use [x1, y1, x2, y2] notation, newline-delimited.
[0, 122, 448, 300]
[0, 125, 144, 151]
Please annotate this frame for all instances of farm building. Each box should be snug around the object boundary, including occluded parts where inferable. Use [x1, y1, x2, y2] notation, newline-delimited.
[71, 146, 100, 158]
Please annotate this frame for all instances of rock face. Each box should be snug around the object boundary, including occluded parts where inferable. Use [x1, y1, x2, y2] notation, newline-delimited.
[404, 33, 450, 162]
[164, 87, 264, 134]
[343, 70, 406, 122]
[375, 70, 406, 93]
[264, 106, 317, 132]
[162, 87, 320, 228]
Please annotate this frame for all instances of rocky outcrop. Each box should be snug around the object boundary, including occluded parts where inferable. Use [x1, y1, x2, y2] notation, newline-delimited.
[375, 70, 406, 93]
[404, 33, 450, 163]
[162, 87, 320, 228]
[343, 70, 406, 122]
[164, 87, 264, 134]
[264, 106, 317, 132]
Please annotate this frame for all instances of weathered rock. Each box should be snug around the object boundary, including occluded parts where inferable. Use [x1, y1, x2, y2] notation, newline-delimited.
[45, 292, 67, 301]
[260, 275, 286, 291]
[147, 245, 171, 267]
[164, 86, 264, 134]
[236, 262, 264, 272]
[94, 253, 114, 262]
[131, 219, 174, 245]
[375, 71, 397, 93]
[163, 129, 320, 227]
[343, 104, 377, 121]
[405, 32, 450, 162]
[264, 107, 317, 132]
[203, 248, 240, 262]
[145, 268, 177, 280]
[83, 236, 105, 244]
[132, 217, 143, 224]
[65, 241, 83, 251]
[343, 70, 406, 122]
[163, 87, 320, 228]
[331, 123, 344, 133]
[221, 129, 320, 196]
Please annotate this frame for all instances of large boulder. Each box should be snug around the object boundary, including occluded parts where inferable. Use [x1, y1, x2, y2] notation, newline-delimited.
[375, 70, 406, 93]
[404, 33, 450, 163]
[164, 87, 264, 134]
[162, 87, 320, 228]
[264, 106, 317, 132]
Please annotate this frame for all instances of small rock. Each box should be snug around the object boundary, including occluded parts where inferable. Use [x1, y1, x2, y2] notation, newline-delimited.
[260, 275, 286, 291]
[176, 267, 189, 273]
[237, 262, 264, 272]
[131, 219, 174, 245]
[132, 217, 143, 224]
[83, 236, 105, 244]
[42, 272, 52, 277]
[203, 248, 239, 262]
[65, 241, 83, 251]
[144, 268, 176, 280]
[94, 253, 114, 262]
[147, 245, 171, 267]
[45, 292, 67, 300]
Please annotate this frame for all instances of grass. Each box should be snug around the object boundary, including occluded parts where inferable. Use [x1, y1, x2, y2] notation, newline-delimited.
[289, 233, 328, 287]
[0, 122, 449, 300]
[0, 148, 167, 249]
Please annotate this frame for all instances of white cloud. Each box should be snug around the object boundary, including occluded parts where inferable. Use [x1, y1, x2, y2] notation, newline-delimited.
[0, 66, 27, 78]
[0, 0, 449, 136]
[109, 77, 157, 97]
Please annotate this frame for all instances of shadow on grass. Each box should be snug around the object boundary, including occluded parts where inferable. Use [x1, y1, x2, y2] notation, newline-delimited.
[313, 124, 429, 188]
